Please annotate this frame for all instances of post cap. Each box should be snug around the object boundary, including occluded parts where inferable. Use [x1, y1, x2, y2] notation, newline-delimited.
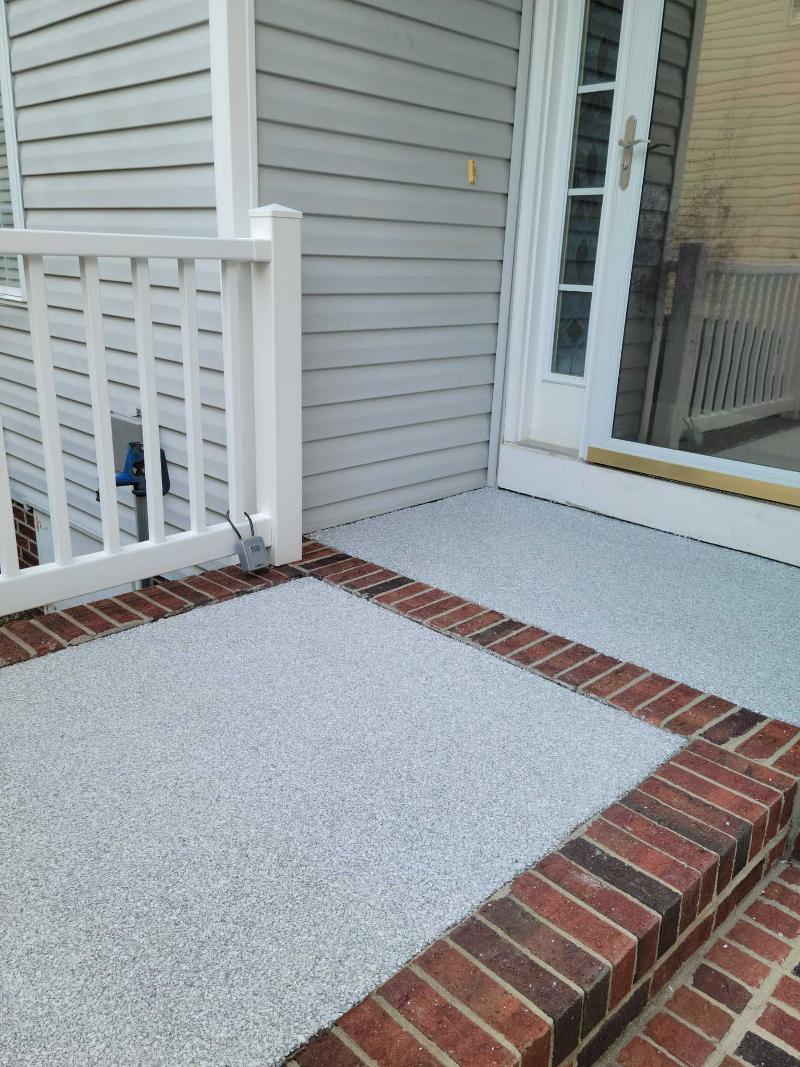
[249, 204, 303, 219]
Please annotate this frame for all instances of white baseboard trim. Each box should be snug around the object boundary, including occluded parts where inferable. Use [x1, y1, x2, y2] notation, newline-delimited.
[498, 442, 800, 567]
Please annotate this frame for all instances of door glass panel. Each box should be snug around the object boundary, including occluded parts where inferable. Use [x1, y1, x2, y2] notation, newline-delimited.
[551, 2, 624, 377]
[611, 0, 800, 476]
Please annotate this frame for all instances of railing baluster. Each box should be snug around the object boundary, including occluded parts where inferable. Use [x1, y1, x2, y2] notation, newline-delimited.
[178, 258, 206, 533]
[130, 256, 165, 543]
[0, 413, 19, 577]
[80, 255, 120, 554]
[24, 253, 72, 564]
[220, 259, 254, 524]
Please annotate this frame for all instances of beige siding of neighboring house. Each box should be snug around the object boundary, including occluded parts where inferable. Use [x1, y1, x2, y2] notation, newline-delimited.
[674, 0, 800, 263]
[0, 0, 221, 554]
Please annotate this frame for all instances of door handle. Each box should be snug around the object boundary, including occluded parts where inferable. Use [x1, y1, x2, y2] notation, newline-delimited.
[618, 115, 649, 190]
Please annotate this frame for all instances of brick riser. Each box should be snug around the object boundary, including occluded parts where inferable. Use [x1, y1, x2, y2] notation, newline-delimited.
[616, 862, 800, 1066]
[286, 541, 800, 1067]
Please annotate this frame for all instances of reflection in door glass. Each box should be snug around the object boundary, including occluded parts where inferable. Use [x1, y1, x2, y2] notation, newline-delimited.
[552, 2, 623, 377]
[612, 0, 800, 476]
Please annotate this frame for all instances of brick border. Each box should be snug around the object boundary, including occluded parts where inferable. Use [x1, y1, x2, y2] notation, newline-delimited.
[0, 563, 303, 667]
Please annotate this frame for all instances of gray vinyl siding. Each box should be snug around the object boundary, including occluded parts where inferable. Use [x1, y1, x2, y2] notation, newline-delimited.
[255, 0, 523, 529]
[613, 0, 697, 439]
[0, 0, 217, 552]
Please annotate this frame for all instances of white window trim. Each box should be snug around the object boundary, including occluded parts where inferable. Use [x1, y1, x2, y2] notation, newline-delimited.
[0, 0, 24, 303]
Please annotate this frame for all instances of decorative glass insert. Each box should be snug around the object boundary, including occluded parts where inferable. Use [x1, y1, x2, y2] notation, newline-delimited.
[550, 0, 624, 376]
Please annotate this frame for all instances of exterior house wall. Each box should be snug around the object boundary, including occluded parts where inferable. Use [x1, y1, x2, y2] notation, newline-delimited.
[673, 0, 800, 263]
[0, 0, 222, 556]
[254, 0, 525, 530]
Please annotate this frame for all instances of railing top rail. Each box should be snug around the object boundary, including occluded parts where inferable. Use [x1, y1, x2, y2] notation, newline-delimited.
[0, 228, 272, 262]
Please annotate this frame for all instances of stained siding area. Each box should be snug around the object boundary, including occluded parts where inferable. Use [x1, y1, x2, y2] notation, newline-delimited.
[255, 0, 523, 529]
[0, 0, 217, 553]
[614, 0, 696, 439]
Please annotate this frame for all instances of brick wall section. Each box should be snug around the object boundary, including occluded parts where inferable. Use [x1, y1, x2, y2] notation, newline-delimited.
[0, 563, 303, 665]
[615, 862, 800, 1066]
[11, 500, 39, 569]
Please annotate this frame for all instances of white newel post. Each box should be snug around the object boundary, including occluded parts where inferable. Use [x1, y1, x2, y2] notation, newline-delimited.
[249, 205, 303, 565]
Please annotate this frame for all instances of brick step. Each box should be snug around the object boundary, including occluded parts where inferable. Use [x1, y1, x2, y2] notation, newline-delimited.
[287, 739, 797, 1067]
[612, 861, 800, 1066]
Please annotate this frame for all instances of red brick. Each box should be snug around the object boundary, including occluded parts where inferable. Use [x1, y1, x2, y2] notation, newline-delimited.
[294, 1030, 364, 1067]
[758, 1003, 800, 1054]
[471, 618, 527, 648]
[536, 643, 596, 679]
[199, 568, 252, 594]
[392, 588, 450, 614]
[380, 970, 517, 1067]
[116, 590, 175, 618]
[345, 568, 398, 591]
[449, 917, 581, 1063]
[645, 1010, 715, 1066]
[409, 595, 468, 622]
[536, 851, 661, 975]
[373, 580, 428, 605]
[180, 574, 235, 602]
[301, 551, 352, 572]
[609, 674, 675, 713]
[580, 661, 649, 700]
[702, 708, 767, 745]
[736, 719, 800, 761]
[5, 618, 64, 655]
[726, 919, 790, 963]
[585, 818, 701, 930]
[673, 750, 784, 841]
[61, 603, 118, 636]
[763, 880, 800, 915]
[480, 895, 610, 1035]
[603, 802, 718, 912]
[637, 684, 704, 724]
[665, 695, 737, 736]
[651, 915, 714, 995]
[637, 777, 749, 874]
[216, 564, 274, 588]
[775, 741, 800, 777]
[622, 788, 737, 892]
[0, 630, 33, 665]
[774, 975, 800, 1014]
[705, 939, 770, 988]
[511, 634, 571, 668]
[137, 585, 194, 614]
[314, 556, 373, 580]
[780, 865, 800, 887]
[687, 739, 798, 830]
[655, 762, 768, 859]
[618, 1035, 680, 1067]
[449, 610, 506, 637]
[416, 941, 551, 1062]
[666, 985, 734, 1040]
[337, 997, 441, 1066]
[558, 653, 621, 688]
[692, 963, 752, 1014]
[34, 611, 93, 644]
[714, 862, 766, 930]
[511, 871, 637, 1007]
[428, 602, 487, 630]
[327, 562, 385, 587]
[487, 625, 548, 657]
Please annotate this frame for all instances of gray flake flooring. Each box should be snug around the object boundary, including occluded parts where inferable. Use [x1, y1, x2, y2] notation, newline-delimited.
[1, 578, 680, 1066]
[320, 488, 800, 723]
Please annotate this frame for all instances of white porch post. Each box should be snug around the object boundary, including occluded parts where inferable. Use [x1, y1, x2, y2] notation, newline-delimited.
[250, 206, 303, 565]
[209, 0, 257, 237]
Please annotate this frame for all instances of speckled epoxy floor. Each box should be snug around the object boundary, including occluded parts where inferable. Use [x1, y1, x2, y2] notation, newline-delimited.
[320, 488, 800, 722]
[0, 578, 680, 1066]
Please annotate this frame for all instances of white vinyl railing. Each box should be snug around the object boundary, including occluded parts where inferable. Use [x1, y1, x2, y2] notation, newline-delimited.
[0, 205, 302, 614]
[651, 242, 800, 447]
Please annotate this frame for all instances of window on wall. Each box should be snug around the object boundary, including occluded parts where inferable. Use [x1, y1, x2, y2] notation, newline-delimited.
[0, 0, 22, 297]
